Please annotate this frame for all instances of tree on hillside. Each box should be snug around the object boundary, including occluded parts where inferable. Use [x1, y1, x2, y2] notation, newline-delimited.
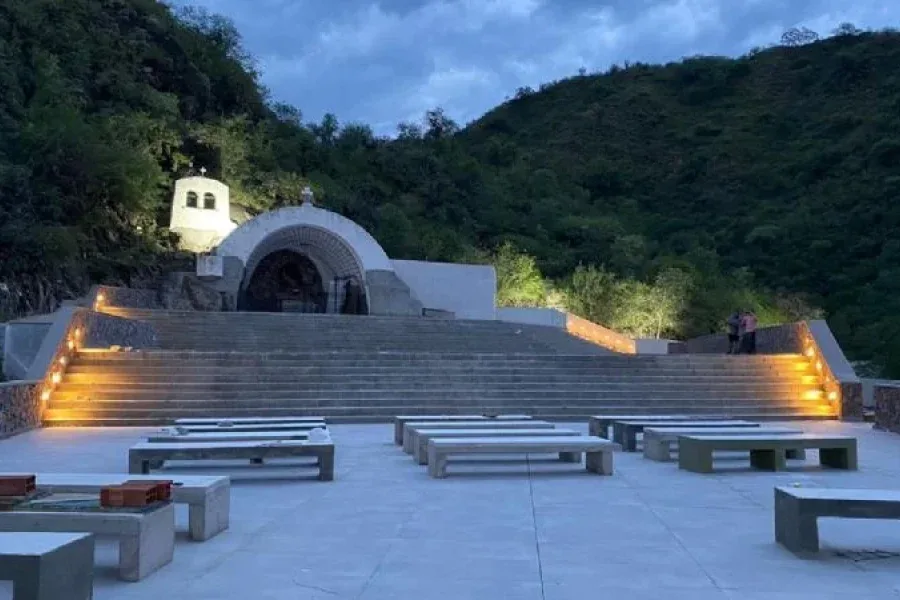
[492, 243, 547, 307]
[781, 27, 820, 47]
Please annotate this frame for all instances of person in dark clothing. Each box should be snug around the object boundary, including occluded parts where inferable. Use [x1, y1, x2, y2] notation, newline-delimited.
[726, 310, 742, 354]
[341, 278, 362, 314]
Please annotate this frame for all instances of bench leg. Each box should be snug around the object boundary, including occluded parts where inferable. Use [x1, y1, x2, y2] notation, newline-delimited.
[427, 448, 448, 478]
[14, 536, 95, 600]
[415, 442, 429, 465]
[189, 483, 231, 541]
[318, 450, 335, 481]
[643, 438, 672, 462]
[394, 421, 404, 445]
[588, 420, 600, 437]
[786, 449, 806, 460]
[559, 451, 582, 463]
[585, 450, 613, 475]
[820, 447, 856, 470]
[611, 424, 624, 447]
[119, 503, 175, 581]
[774, 489, 820, 553]
[679, 444, 714, 473]
[750, 449, 786, 471]
[128, 454, 149, 475]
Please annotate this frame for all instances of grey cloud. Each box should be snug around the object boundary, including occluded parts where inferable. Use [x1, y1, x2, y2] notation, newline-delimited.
[169, 0, 900, 134]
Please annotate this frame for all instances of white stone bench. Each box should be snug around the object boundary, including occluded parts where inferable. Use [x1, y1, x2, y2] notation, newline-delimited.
[0, 532, 94, 599]
[426, 436, 618, 478]
[175, 416, 325, 426]
[412, 428, 581, 465]
[129, 440, 336, 481]
[775, 486, 900, 553]
[588, 414, 700, 438]
[612, 419, 758, 452]
[393, 415, 531, 445]
[402, 420, 549, 453]
[678, 434, 859, 473]
[148, 430, 311, 443]
[0, 502, 175, 582]
[642, 426, 804, 462]
[29, 472, 230, 542]
[179, 421, 326, 434]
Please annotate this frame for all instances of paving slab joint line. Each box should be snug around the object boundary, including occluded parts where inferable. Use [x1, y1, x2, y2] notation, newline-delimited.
[633, 485, 726, 591]
[525, 454, 547, 600]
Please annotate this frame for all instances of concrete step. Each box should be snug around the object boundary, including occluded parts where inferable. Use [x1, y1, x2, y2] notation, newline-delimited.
[77, 349, 805, 362]
[46, 397, 824, 412]
[42, 405, 832, 426]
[57, 374, 818, 387]
[49, 389, 819, 404]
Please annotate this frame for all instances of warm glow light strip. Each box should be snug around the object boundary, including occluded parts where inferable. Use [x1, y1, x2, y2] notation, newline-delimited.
[799, 322, 841, 414]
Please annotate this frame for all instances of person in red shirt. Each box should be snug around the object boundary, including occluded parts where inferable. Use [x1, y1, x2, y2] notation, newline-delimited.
[740, 310, 758, 354]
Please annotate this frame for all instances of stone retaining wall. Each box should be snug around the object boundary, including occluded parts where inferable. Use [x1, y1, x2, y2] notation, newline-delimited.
[684, 322, 804, 354]
[874, 385, 900, 434]
[83, 310, 159, 349]
[0, 381, 41, 438]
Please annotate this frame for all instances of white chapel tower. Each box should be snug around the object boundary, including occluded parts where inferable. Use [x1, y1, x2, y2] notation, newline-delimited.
[168, 169, 238, 253]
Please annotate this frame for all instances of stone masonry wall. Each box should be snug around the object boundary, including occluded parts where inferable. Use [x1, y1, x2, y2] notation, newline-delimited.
[874, 385, 900, 434]
[95, 285, 162, 309]
[82, 310, 159, 349]
[684, 322, 804, 354]
[0, 381, 41, 438]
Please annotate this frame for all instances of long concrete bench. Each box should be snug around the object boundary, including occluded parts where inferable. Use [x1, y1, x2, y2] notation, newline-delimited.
[426, 436, 618, 478]
[0, 532, 94, 599]
[29, 472, 229, 541]
[402, 420, 549, 453]
[642, 426, 804, 462]
[0, 502, 174, 582]
[588, 414, 702, 438]
[774, 486, 900, 553]
[179, 421, 326, 434]
[612, 419, 758, 452]
[148, 430, 311, 443]
[411, 428, 581, 465]
[393, 414, 531, 445]
[175, 416, 325, 426]
[678, 434, 858, 473]
[129, 440, 335, 481]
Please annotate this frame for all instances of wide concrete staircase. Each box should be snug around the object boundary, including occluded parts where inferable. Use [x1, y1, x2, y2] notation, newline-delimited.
[42, 309, 834, 426]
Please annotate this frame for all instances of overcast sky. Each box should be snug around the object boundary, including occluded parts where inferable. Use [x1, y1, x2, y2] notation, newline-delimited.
[168, 0, 898, 135]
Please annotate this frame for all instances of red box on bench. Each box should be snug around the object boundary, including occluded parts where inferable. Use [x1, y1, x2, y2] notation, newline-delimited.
[0, 475, 36, 497]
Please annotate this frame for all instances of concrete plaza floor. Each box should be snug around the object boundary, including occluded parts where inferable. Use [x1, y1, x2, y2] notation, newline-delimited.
[0, 420, 899, 599]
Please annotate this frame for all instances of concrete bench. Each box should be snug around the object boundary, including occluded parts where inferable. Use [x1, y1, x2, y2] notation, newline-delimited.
[29, 472, 229, 542]
[642, 426, 804, 462]
[179, 421, 326, 434]
[393, 414, 531, 445]
[402, 420, 549, 453]
[678, 434, 859, 473]
[129, 440, 335, 481]
[175, 416, 325, 426]
[411, 428, 581, 465]
[775, 486, 900, 553]
[612, 419, 758, 452]
[426, 436, 618, 478]
[0, 502, 174, 582]
[0, 532, 94, 599]
[148, 430, 311, 443]
[588, 414, 702, 438]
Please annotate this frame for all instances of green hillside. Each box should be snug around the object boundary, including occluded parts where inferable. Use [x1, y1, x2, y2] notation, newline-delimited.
[0, 0, 897, 375]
